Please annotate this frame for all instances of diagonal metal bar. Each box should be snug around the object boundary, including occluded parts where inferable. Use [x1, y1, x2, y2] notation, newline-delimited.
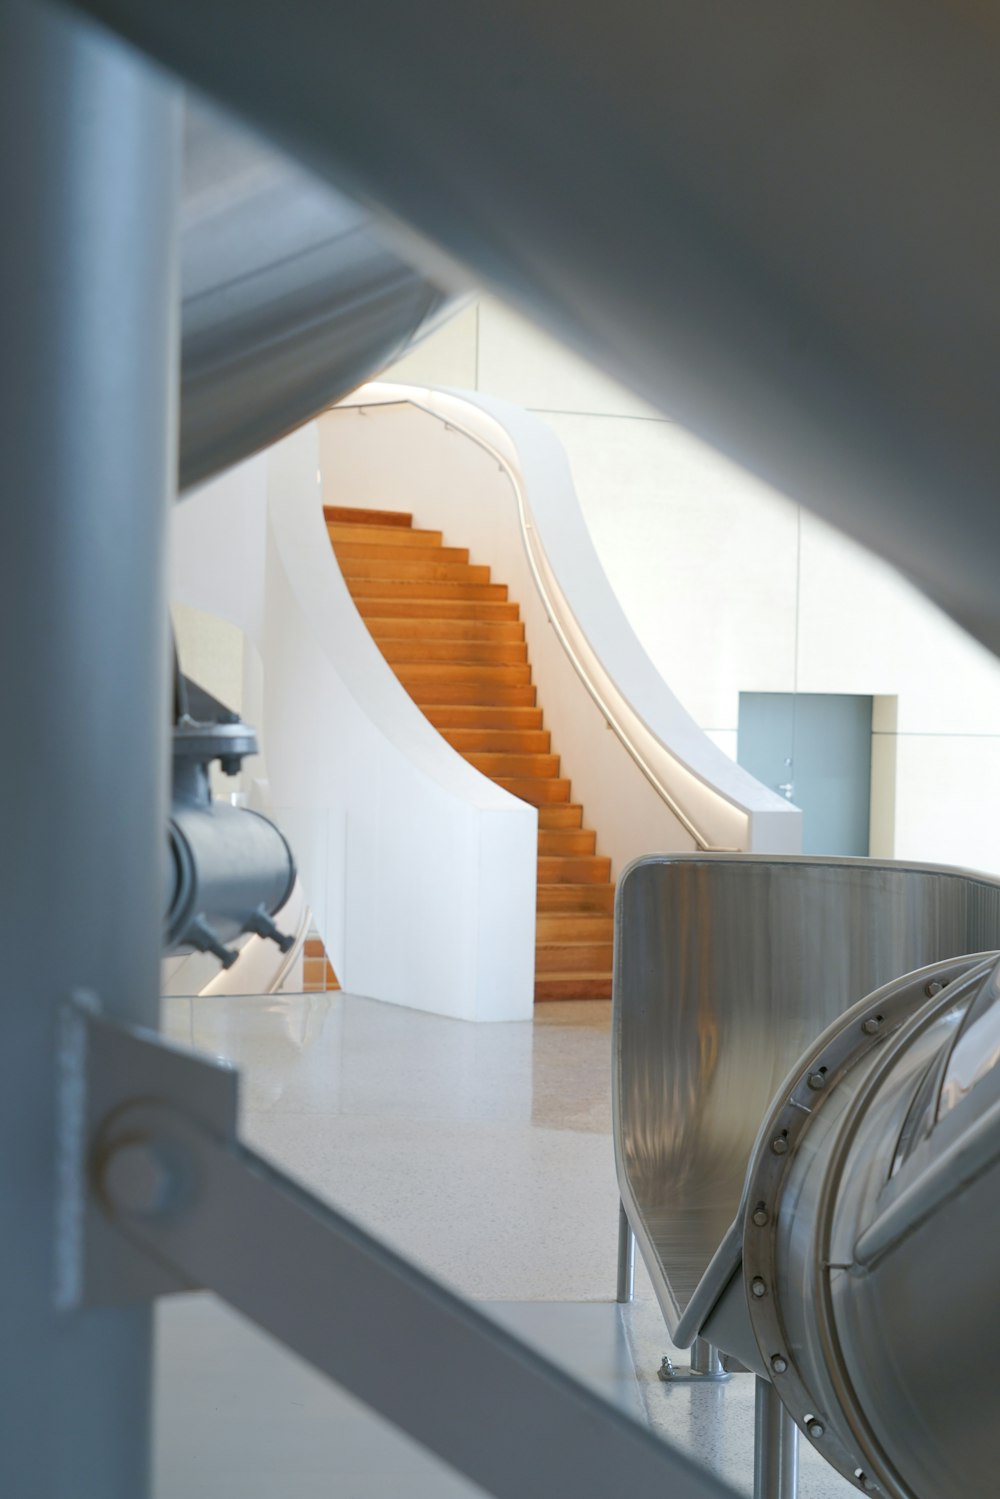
[94, 1094, 737, 1499]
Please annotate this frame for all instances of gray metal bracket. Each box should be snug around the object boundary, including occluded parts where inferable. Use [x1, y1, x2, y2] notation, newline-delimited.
[659, 1341, 733, 1384]
[55, 994, 238, 1311]
[66, 1003, 737, 1499]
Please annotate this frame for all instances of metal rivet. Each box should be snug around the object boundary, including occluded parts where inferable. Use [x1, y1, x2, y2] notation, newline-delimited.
[752, 1206, 769, 1227]
[862, 1016, 882, 1035]
[101, 1139, 174, 1217]
[925, 980, 944, 998]
[771, 1135, 788, 1155]
[751, 1277, 767, 1298]
[770, 1355, 788, 1374]
[806, 1418, 825, 1439]
[808, 1071, 827, 1090]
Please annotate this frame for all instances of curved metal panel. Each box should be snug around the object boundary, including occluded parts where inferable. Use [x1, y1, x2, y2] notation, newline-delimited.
[612, 854, 1000, 1338]
[179, 100, 454, 490]
[740, 951, 1000, 1497]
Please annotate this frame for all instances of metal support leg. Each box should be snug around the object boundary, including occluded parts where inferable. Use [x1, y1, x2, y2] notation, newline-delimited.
[659, 1336, 732, 1384]
[0, 3, 179, 1495]
[691, 1339, 727, 1378]
[754, 1378, 800, 1499]
[616, 1199, 636, 1302]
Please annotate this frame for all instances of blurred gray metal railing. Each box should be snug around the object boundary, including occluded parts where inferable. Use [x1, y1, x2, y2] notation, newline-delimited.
[612, 853, 1000, 1339]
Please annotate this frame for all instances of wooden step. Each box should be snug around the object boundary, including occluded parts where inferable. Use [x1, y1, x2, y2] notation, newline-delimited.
[366, 617, 525, 643]
[423, 705, 544, 730]
[396, 662, 531, 688]
[441, 727, 551, 753]
[409, 683, 538, 707]
[324, 504, 412, 528]
[354, 598, 519, 621]
[535, 973, 613, 1001]
[340, 558, 491, 584]
[380, 640, 528, 666]
[466, 751, 560, 778]
[536, 883, 616, 913]
[497, 776, 571, 805]
[327, 523, 443, 549]
[537, 803, 584, 829]
[302, 957, 340, 992]
[348, 579, 509, 602]
[536, 913, 613, 943]
[537, 854, 612, 883]
[538, 828, 597, 855]
[334, 540, 470, 565]
[535, 942, 614, 974]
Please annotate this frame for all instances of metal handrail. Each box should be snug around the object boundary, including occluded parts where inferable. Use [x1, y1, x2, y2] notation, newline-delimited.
[338, 395, 741, 852]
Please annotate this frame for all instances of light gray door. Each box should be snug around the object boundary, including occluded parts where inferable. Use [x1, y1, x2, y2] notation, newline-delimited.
[738, 693, 873, 855]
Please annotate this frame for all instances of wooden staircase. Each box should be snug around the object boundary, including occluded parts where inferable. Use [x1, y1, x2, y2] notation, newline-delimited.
[327, 504, 614, 1000]
[303, 935, 340, 993]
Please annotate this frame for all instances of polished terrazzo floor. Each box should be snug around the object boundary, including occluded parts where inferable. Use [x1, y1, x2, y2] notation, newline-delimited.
[155, 992, 854, 1498]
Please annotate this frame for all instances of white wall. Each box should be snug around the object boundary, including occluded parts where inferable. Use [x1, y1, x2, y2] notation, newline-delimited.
[386, 298, 1000, 875]
[171, 427, 537, 1022]
[322, 389, 796, 865]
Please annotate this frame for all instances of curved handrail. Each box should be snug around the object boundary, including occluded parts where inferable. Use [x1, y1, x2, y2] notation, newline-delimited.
[338, 393, 734, 852]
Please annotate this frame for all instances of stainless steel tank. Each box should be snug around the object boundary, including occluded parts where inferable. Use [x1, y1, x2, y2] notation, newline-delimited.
[179, 98, 457, 490]
[742, 950, 1000, 1497]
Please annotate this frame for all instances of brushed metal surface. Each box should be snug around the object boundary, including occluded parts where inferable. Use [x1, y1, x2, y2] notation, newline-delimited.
[740, 948, 1000, 1497]
[740, 952, 996, 1496]
[179, 99, 455, 490]
[613, 855, 1000, 1339]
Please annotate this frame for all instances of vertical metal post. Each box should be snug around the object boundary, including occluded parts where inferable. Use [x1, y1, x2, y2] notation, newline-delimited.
[616, 1199, 636, 1302]
[754, 1378, 800, 1499]
[0, 3, 179, 1496]
[691, 1339, 726, 1378]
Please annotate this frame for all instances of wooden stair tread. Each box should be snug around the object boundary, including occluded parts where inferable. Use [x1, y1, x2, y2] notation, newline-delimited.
[326, 522, 443, 548]
[366, 617, 525, 642]
[334, 540, 470, 565]
[348, 579, 509, 602]
[398, 662, 532, 687]
[341, 558, 491, 583]
[354, 598, 520, 621]
[325, 504, 412, 528]
[535, 974, 613, 1000]
[302, 936, 341, 993]
[537, 828, 597, 855]
[537, 803, 584, 829]
[536, 884, 615, 912]
[441, 727, 550, 752]
[423, 704, 544, 729]
[537, 854, 612, 882]
[466, 751, 560, 777]
[497, 776, 571, 805]
[408, 684, 538, 707]
[535, 943, 614, 973]
[380, 640, 528, 666]
[536, 913, 613, 941]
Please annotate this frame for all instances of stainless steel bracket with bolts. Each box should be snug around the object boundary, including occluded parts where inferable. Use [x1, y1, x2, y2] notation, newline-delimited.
[61, 999, 737, 1499]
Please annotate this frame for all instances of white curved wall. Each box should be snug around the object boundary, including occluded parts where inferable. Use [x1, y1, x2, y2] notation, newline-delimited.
[389, 296, 1000, 877]
[171, 425, 536, 1022]
[320, 387, 798, 876]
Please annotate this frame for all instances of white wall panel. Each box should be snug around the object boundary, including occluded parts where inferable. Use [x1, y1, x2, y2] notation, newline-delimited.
[400, 292, 1000, 876]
